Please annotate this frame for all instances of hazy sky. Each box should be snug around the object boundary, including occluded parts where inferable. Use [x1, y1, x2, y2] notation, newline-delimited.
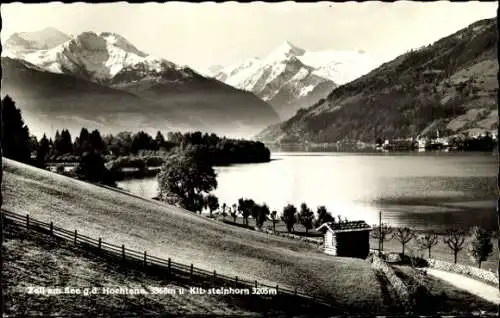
[1, 1, 497, 71]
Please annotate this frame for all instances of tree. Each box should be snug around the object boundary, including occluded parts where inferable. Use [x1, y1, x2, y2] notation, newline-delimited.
[415, 232, 439, 258]
[89, 129, 105, 154]
[281, 204, 297, 233]
[29, 135, 39, 156]
[1, 95, 32, 163]
[75, 128, 91, 155]
[467, 226, 493, 268]
[393, 227, 415, 255]
[314, 205, 334, 229]
[107, 131, 133, 156]
[157, 149, 217, 212]
[131, 131, 154, 154]
[220, 203, 228, 220]
[270, 210, 279, 233]
[443, 228, 466, 264]
[53, 129, 73, 157]
[75, 152, 114, 186]
[372, 211, 393, 256]
[237, 198, 255, 226]
[206, 194, 219, 218]
[254, 204, 270, 229]
[230, 204, 238, 222]
[36, 134, 50, 167]
[155, 131, 166, 150]
[60, 129, 73, 155]
[371, 224, 393, 256]
[298, 203, 314, 234]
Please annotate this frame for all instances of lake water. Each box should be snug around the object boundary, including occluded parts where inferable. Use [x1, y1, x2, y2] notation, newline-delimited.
[117, 152, 498, 231]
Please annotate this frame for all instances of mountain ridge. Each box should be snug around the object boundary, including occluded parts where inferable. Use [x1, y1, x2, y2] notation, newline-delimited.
[2, 29, 279, 138]
[256, 18, 498, 144]
[212, 41, 385, 119]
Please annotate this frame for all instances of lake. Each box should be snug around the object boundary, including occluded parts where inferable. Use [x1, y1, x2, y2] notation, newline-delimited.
[117, 152, 498, 231]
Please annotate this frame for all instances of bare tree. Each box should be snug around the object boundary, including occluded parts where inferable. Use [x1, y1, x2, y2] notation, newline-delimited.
[416, 232, 439, 258]
[372, 224, 393, 256]
[443, 228, 466, 264]
[393, 227, 415, 255]
[371, 211, 393, 256]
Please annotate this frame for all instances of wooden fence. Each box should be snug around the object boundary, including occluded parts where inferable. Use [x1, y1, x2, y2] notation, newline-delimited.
[1, 209, 336, 309]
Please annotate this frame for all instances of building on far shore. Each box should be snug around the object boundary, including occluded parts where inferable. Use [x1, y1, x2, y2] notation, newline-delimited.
[316, 221, 372, 259]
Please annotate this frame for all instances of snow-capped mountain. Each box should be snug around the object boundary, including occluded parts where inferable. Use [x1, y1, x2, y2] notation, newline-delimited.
[2, 29, 279, 138]
[3, 31, 195, 85]
[3, 27, 71, 54]
[212, 41, 386, 119]
[299, 49, 383, 85]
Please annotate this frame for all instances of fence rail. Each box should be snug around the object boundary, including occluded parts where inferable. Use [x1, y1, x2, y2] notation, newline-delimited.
[1, 209, 336, 308]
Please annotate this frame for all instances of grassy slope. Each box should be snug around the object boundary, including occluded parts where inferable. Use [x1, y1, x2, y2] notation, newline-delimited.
[2, 159, 388, 314]
[2, 221, 258, 317]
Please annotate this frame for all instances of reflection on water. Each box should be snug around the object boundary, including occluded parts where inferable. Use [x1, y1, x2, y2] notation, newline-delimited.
[117, 152, 497, 231]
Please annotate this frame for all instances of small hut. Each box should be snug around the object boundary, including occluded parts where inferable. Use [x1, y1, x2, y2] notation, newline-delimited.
[316, 221, 372, 259]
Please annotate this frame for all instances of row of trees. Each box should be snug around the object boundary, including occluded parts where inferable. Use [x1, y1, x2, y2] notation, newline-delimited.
[37, 129, 270, 167]
[373, 223, 494, 268]
[205, 198, 339, 235]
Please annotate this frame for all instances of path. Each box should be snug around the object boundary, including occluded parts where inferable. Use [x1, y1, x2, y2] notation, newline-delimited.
[425, 268, 500, 304]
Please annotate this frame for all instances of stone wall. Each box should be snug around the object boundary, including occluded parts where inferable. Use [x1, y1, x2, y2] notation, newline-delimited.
[371, 254, 411, 310]
[427, 258, 499, 285]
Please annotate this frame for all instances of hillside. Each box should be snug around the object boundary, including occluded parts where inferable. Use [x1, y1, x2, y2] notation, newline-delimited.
[2, 30, 279, 138]
[2, 158, 391, 314]
[257, 18, 498, 144]
[2, 221, 260, 316]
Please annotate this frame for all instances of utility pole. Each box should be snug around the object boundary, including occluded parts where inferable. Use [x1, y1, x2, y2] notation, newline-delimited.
[0, 97, 4, 314]
[378, 210, 382, 257]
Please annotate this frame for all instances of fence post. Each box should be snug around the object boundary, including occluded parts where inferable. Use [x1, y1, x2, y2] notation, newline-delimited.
[98, 238, 102, 250]
[168, 258, 171, 275]
[213, 270, 216, 278]
[255, 280, 258, 288]
[122, 244, 125, 260]
[276, 285, 279, 294]
[74, 230, 77, 245]
[50, 222, 53, 235]
[26, 214, 29, 229]
[190, 264, 193, 276]
[144, 251, 147, 266]
[235, 276, 238, 284]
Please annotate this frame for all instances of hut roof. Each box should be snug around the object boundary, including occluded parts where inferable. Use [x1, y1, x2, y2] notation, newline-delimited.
[316, 221, 372, 233]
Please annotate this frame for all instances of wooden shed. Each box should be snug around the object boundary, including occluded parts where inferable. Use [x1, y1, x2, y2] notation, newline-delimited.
[316, 221, 372, 259]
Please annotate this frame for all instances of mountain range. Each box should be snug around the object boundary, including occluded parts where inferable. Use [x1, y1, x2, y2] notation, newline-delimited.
[2, 29, 279, 138]
[209, 41, 384, 119]
[257, 18, 498, 144]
